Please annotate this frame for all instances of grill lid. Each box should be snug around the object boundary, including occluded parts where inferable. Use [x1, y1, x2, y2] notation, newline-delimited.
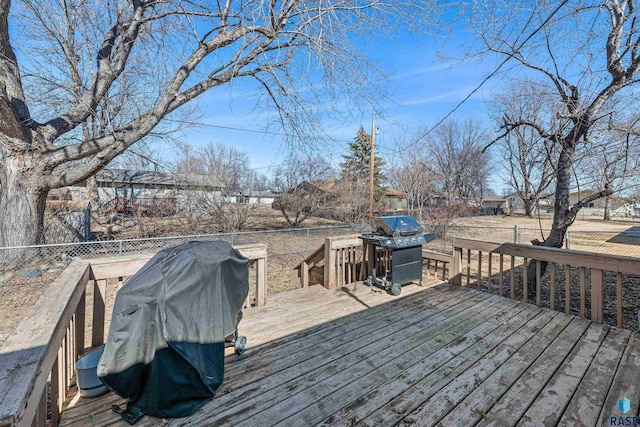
[372, 216, 423, 237]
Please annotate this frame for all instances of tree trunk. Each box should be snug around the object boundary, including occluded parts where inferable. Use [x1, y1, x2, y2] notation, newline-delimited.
[603, 195, 611, 221]
[525, 143, 575, 297]
[87, 175, 100, 212]
[0, 155, 48, 264]
[523, 199, 534, 217]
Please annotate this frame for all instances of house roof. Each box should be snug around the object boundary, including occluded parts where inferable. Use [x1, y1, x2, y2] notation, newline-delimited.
[568, 189, 596, 198]
[95, 169, 223, 190]
[384, 187, 407, 198]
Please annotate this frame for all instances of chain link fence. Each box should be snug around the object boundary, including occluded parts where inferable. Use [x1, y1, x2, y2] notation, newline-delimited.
[427, 225, 640, 258]
[1, 223, 639, 289]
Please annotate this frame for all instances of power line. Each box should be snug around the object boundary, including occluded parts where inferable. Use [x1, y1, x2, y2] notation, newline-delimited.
[196, 122, 356, 144]
[385, 0, 570, 157]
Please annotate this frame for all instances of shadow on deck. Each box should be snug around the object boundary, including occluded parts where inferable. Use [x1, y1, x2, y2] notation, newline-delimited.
[60, 282, 640, 427]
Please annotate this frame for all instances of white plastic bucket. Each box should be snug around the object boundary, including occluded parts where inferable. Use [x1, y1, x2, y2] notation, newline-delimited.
[75, 348, 107, 397]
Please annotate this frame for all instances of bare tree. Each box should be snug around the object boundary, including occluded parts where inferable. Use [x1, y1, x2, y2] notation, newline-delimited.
[488, 81, 557, 217]
[174, 142, 257, 231]
[0, 0, 437, 255]
[580, 118, 640, 220]
[475, 0, 640, 249]
[428, 119, 492, 207]
[273, 153, 334, 227]
[333, 173, 370, 224]
[387, 137, 436, 222]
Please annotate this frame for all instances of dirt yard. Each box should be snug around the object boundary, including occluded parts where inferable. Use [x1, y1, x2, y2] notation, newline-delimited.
[451, 212, 639, 231]
[2, 212, 640, 348]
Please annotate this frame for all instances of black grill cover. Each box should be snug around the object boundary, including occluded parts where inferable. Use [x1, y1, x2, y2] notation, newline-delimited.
[97, 241, 249, 419]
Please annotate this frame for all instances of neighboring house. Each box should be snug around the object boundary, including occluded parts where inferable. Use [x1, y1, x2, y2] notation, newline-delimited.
[65, 169, 224, 213]
[381, 187, 409, 211]
[504, 193, 554, 215]
[479, 197, 510, 215]
[566, 189, 633, 217]
[568, 189, 598, 208]
[234, 190, 277, 205]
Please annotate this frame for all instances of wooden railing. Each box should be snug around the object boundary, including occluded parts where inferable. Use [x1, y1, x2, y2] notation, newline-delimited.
[296, 234, 453, 289]
[0, 243, 267, 427]
[423, 249, 451, 281]
[450, 237, 640, 327]
[324, 235, 363, 289]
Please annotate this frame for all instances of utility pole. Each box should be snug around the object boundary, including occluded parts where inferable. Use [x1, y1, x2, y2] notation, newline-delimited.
[369, 114, 376, 226]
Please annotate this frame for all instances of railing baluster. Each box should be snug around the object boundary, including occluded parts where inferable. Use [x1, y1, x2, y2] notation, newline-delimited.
[50, 354, 60, 426]
[565, 264, 571, 314]
[488, 253, 493, 294]
[477, 251, 482, 291]
[466, 249, 471, 286]
[536, 260, 541, 306]
[522, 258, 528, 303]
[31, 386, 47, 427]
[617, 272, 623, 328]
[550, 263, 556, 311]
[499, 254, 504, 297]
[510, 256, 515, 300]
[579, 267, 586, 318]
[344, 247, 349, 285]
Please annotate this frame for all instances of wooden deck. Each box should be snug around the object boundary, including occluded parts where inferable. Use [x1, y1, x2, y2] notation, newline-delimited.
[59, 282, 640, 427]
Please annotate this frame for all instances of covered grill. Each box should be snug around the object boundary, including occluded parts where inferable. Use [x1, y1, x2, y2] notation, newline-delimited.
[359, 216, 435, 295]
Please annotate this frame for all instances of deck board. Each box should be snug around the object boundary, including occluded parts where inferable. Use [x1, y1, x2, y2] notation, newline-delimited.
[469, 317, 590, 427]
[597, 334, 640, 425]
[388, 310, 573, 426]
[59, 283, 640, 427]
[517, 322, 610, 426]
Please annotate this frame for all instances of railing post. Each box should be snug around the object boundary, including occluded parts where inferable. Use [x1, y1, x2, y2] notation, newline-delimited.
[256, 255, 267, 307]
[450, 244, 463, 286]
[92, 279, 106, 347]
[301, 260, 309, 288]
[306, 227, 310, 258]
[591, 268, 603, 323]
[323, 237, 336, 289]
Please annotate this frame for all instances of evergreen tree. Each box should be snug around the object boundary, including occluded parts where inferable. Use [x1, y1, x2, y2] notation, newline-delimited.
[340, 126, 386, 202]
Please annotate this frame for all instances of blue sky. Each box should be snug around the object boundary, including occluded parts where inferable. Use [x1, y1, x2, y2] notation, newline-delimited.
[178, 32, 499, 179]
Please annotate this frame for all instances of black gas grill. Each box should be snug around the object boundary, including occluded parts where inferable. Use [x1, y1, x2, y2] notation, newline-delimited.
[359, 216, 435, 296]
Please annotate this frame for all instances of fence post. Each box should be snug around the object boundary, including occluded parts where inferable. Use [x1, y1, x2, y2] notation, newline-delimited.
[306, 228, 310, 258]
[565, 231, 570, 250]
[118, 240, 123, 257]
[514, 225, 519, 244]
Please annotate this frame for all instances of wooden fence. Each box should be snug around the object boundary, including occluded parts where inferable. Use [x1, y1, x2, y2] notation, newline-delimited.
[450, 237, 640, 327]
[0, 243, 267, 427]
